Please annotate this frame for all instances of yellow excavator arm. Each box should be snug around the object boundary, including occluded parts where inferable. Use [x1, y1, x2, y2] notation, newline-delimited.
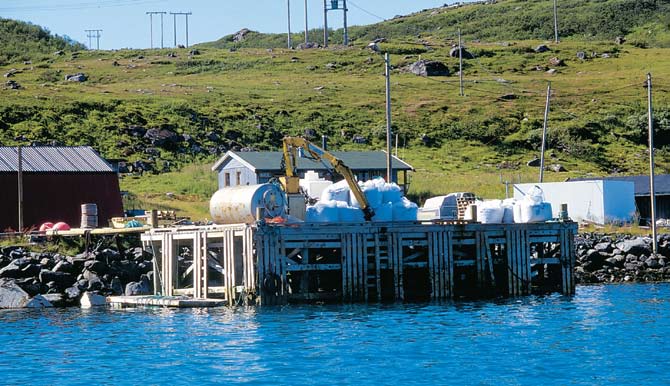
[281, 136, 375, 221]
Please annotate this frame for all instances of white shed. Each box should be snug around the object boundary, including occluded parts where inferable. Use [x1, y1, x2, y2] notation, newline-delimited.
[513, 180, 636, 225]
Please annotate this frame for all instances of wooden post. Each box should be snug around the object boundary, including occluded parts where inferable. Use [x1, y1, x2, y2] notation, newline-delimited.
[647, 73, 658, 254]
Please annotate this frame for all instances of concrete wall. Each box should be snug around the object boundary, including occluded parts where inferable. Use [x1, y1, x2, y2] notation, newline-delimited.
[514, 180, 636, 224]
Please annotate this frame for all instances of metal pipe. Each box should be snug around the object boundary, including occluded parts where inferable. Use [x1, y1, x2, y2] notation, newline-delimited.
[539, 82, 551, 183]
[648, 73, 658, 254]
[385, 52, 392, 182]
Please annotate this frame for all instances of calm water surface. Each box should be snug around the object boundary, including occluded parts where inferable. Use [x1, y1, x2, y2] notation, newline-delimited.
[1, 283, 669, 385]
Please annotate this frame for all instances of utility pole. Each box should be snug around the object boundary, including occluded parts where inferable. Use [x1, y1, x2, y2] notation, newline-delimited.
[458, 28, 464, 96]
[169, 12, 192, 47]
[287, 0, 292, 48]
[147, 12, 167, 49]
[17, 146, 23, 233]
[85, 29, 102, 50]
[553, 0, 559, 43]
[385, 52, 392, 182]
[323, 0, 328, 47]
[539, 82, 551, 183]
[324, 0, 349, 47]
[343, 0, 348, 45]
[304, 0, 309, 45]
[647, 73, 658, 254]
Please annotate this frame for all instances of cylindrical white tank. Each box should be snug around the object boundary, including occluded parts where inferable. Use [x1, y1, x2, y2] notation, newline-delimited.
[210, 184, 286, 224]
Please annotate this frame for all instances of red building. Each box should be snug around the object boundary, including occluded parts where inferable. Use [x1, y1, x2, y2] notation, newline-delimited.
[0, 146, 123, 231]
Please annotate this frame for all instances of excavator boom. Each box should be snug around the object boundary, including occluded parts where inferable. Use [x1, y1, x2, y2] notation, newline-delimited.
[282, 137, 374, 221]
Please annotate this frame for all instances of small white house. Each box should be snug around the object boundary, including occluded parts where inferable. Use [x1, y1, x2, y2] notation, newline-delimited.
[513, 180, 636, 225]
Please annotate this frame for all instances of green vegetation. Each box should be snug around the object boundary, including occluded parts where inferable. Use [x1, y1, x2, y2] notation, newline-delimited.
[1, 0, 670, 220]
[0, 18, 85, 65]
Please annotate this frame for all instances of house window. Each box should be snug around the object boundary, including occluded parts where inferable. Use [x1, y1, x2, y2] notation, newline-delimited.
[236, 171, 241, 185]
[224, 172, 231, 187]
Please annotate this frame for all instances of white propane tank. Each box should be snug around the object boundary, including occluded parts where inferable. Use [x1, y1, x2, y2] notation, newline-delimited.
[209, 184, 286, 224]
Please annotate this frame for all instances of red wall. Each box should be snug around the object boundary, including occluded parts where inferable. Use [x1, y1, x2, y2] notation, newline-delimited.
[0, 173, 124, 231]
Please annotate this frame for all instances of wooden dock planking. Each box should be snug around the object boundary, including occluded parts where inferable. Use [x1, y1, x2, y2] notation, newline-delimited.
[141, 221, 578, 305]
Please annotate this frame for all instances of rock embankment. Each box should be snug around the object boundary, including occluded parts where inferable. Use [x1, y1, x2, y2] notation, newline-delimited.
[575, 234, 670, 284]
[0, 246, 153, 308]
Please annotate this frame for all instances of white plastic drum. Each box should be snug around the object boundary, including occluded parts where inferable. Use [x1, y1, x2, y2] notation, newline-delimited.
[210, 184, 286, 224]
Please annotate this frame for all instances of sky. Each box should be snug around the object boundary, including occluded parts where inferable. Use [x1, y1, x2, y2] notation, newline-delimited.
[0, 0, 470, 50]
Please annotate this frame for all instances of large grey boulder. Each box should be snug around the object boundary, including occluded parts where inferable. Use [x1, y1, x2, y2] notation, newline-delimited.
[0, 279, 53, 308]
[449, 46, 474, 59]
[125, 275, 151, 296]
[65, 73, 87, 82]
[617, 238, 651, 255]
[408, 60, 449, 77]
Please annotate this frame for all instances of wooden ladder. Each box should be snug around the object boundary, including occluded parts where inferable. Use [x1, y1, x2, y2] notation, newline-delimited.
[366, 233, 389, 301]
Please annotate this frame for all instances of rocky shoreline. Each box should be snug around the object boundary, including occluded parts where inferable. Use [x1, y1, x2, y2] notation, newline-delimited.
[0, 246, 153, 308]
[575, 233, 670, 284]
[1, 233, 669, 308]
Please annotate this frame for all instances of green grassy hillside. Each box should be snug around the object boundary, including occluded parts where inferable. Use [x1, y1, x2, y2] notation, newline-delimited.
[1, 1, 670, 220]
[202, 0, 670, 50]
[0, 18, 85, 65]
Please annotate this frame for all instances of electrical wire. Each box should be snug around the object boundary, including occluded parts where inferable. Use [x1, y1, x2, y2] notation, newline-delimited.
[0, 0, 165, 12]
[347, 0, 386, 21]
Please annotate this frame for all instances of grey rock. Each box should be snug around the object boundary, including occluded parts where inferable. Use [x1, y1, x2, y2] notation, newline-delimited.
[110, 277, 124, 296]
[43, 293, 66, 307]
[527, 158, 541, 167]
[645, 257, 661, 269]
[594, 242, 612, 252]
[233, 28, 251, 42]
[617, 238, 650, 255]
[65, 286, 81, 300]
[84, 260, 108, 275]
[549, 164, 567, 172]
[449, 46, 474, 59]
[576, 51, 586, 60]
[615, 36, 626, 45]
[38, 270, 75, 290]
[409, 60, 449, 77]
[65, 73, 87, 82]
[125, 275, 151, 296]
[0, 279, 52, 308]
[548, 57, 564, 66]
[535, 44, 550, 53]
[80, 292, 106, 308]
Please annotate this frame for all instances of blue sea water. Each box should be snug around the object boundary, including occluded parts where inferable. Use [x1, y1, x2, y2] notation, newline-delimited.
[1, 283, 669, 386]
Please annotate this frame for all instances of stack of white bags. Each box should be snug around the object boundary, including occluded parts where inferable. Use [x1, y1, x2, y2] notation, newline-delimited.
[464, 186, 552, 224]
[305, 178, 418, 223]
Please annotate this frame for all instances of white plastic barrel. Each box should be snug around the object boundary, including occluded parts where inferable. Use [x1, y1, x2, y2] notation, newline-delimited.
[210, 184, 286, 224]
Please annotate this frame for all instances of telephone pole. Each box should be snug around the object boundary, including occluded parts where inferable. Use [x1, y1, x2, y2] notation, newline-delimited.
[147, 11, 167, 49]
[553, 0, 559, 43]
[169, 12, 192, 47]
[323, 0, 349, 47]
[84, 29, 102, 50]
[304, 0, 309, 45]
[287, 0, 292, 48]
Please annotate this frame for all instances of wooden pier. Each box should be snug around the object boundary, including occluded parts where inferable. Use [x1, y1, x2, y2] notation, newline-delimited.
[140, 221, 577, 306]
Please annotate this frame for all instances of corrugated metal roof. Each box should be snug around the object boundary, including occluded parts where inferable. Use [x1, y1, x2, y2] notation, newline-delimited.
[0, 146, 114, 173]
[213, 151, 414, 172]
[568, 175, 670, 196]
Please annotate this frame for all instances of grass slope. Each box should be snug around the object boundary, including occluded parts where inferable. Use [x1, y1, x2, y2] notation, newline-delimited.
[0, 18, 85, 65]
[0, 2, 669, 219]
[202, 0, 670, 50]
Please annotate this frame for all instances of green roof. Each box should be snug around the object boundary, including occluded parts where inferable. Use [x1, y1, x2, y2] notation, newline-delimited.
[213, 151, 413, 172]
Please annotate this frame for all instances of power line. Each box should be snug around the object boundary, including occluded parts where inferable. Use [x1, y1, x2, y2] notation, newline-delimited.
[347, 0, 385, 21]
[0, 0, 164, 12]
